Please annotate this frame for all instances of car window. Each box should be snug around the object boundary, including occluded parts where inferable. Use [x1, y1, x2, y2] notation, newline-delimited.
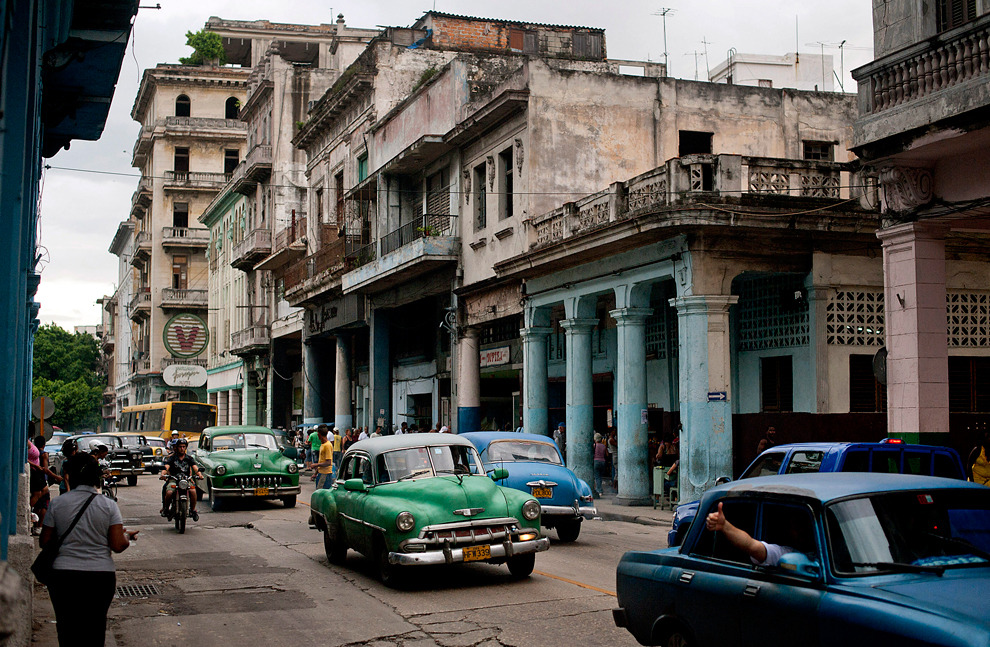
[489, 440, 563, 465]
[340, 456, 358, 481]
[785, 451, 823, 474]
[690, 499, 758, 564]
[840, 449, 869, 472]
[741, 452, 785, 479]
[758, 502, 819, 562]
[359, 457, 374, 485]
[903, 450, 930, 476]
[870, 450, 899, 474]
[934, 452, 963, 479]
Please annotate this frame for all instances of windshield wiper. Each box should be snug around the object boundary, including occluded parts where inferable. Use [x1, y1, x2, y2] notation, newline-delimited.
[398, 469, 432, 481]
[850, 561, 945, 576]
[922, 533, 990, 563]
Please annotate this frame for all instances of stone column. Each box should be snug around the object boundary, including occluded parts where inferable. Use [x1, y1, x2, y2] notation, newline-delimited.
[217, 390, 229, 426]
[560, 317, 597, 487]
[334, 334, 353, 430]
[521, 326, 552, 436]
[877, 221, 949, 442]
[369, 309, 391, 430]
[458, 327, 481, 433]
[230, 388, 241, 426]
[670, 295, 738, 503]
[302, 340, 322, 424]
[610, 307, 653, 506]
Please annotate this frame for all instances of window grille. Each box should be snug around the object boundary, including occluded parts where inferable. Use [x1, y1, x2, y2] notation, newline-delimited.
[826, 290, 885, 346]
[737, 275, 810, 351]
[947, 292, 990, 347]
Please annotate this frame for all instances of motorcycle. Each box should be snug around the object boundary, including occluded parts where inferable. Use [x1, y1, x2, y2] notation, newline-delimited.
[162, 473, 199, 534]
[100, 460, 119, 501]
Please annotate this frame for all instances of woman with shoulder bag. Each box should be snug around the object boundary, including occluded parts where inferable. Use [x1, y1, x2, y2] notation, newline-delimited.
[39, 453, 139, 646]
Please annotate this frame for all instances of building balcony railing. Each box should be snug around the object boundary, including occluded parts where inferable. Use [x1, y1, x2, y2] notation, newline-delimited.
[284, 234, 362, 295]
[131, 124, 153, 167]
[161, 357, 208, 371]
[130, 231, 152, 266]
[162, 226, 210, 249]
[132, 358, 154, 375]
[232, 228, 273, 270]
[128, 288, 151, 321]
[380, 214, 456, 256]
[160, 288, 208, 309]
[274, 217, 307, 252]
[129, 177, 152, 219]
[163, 170, 232, 191]
[163, 116, 246, 131]
[230, 323, 270, 356]
[231, 144, 273, 195]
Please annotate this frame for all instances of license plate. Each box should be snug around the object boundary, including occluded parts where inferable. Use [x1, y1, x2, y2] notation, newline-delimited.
[111, 470, 122, 476]
[254, 487, 270, 496]
[462, 545, 491, 562]
[531, 487, 553, 498]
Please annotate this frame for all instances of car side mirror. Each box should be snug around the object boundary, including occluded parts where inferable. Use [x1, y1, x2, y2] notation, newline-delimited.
[777, 552, 821, 579]
[343, 478, 367, 492]
[490, 468, 508, 481]
[715, 476, 732, 486]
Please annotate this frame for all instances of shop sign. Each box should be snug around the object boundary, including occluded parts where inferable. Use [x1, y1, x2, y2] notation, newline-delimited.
[480, 346, 511, 367]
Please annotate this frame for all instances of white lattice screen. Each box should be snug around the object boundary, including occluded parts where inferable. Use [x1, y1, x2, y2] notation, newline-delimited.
[737, 275, 810, 351]
[826, 290, 885, 346]
[947, 292, 990, 347]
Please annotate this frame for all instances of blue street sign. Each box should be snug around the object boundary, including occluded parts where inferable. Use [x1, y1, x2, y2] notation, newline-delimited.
[708, 391, 727, 402]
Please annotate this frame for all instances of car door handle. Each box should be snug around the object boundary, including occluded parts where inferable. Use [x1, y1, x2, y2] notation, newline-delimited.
[678, 571, 694, 584]
[744, 583, 761, 597]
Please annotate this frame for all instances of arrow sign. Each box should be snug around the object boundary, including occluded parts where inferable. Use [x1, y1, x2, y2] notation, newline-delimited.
[707, 391, 727, 402]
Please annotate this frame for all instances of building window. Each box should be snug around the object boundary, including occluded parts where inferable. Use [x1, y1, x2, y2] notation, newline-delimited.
[224, 149, 239, 174]
[803, 141, 834, 161]
[758, 79, 773, 88]
[480, 316, 521, 345]
[174, 147, 189, 174]
[315, 188, 324, 223]
[334, 172, 345, 227]
[499, 148, 513, 220]
[849, 354, 887, 412]
[474, 163, 487, 231]
[357, 153, 368, 183]
[426, 167, 450, 215]
[949, 356, 990, 412]
[172, 255, 188, 290]
[509, 28, 538, 54]
[678, 131, 713, 156]
[225, 97, 239, 119]
[172, 202, 188, 228]
[175, 94, 190, 117]
[761, 356, 793, 412]
[938, 0, 978, 32]
[572, 32, 603, 59]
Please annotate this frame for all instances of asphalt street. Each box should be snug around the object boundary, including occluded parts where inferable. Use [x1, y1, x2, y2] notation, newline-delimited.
[31, 475, 673, 646]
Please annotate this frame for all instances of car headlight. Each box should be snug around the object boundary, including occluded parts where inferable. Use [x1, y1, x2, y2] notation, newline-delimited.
[396, 511, 415, 532]
[287, 463, 298, 474]
[215, 464, 226, 476]
[522, 499, 541, 521]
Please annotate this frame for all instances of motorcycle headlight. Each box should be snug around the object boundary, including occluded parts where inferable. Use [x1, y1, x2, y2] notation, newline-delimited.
[179, 479, 189, 489]
[215, 464, 226, 476]
[522, 499, 541, 521]
[287, 463, 298, 474]
[396, 511, 416, 532]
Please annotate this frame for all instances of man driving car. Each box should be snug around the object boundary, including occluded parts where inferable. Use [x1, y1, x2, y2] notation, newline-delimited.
[160, 438, 202, 521]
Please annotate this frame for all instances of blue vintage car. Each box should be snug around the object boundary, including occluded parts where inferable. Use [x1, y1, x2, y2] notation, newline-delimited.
[461, 432, 596, 542]
[667, 440, 967, 547]
[615, 473, 990, 647]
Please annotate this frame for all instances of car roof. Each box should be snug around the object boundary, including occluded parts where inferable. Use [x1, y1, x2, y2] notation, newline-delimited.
[710, 472, 987, 503]
[348, 433, 475, 456]
[762, 441, 957, 453]
[202, 425, 274, 437]
[460, 431, 557, 450]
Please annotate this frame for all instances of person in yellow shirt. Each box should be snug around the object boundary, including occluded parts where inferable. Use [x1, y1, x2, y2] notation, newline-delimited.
[969, 429, 990, 486]
[312, 427, 334, 489]
[331, 427, 343, 481]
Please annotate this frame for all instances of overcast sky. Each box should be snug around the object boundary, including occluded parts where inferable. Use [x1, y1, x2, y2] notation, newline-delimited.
[36, 0, 876, 330]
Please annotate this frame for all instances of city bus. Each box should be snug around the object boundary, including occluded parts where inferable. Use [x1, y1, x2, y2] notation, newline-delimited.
[119, 401, 217, 445]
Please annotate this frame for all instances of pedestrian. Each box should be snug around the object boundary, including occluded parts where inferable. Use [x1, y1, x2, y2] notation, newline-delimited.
[342, 428, 356, 452]
[398, 422, 408, 434]
[358, 426, 369, 441]
[514, 419, 524, 433]
[40, 453, 138, 646]
[331, 427, 343, 480]
[58, 438, 79, 494]
[30, 434, 62, 535]
[593, 432, 608, 497]
[307, 426, 323, 479]
[756, 425, 777, 454]
[439, 425, 449, 433]
[969, 428, 990, 486]
[311, 427, 334, 489]
[608, 430, 618, 492]
[553, 422, 566, 458]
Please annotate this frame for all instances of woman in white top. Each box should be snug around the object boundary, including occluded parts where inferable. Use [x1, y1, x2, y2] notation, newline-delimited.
[40, 453, 138, 646]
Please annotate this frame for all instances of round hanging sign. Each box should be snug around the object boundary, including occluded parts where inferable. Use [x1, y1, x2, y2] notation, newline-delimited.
[163, 313, 209, 358]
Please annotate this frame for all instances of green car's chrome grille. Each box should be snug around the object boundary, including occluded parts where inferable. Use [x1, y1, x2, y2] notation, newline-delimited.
[416, 517, 521, 546]
[229, 475, 290, 488]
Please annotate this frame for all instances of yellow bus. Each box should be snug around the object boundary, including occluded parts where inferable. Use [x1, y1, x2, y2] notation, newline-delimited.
[119, 401, 217, 444]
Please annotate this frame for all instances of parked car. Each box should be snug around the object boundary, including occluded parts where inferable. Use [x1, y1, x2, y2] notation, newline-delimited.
[193, 425, 301, 510]
[67, 433, 144, 485]
[309, 434, 550, 587]
[615, 473, 990, 647]
[144, 436, 168, 473]
[461, 432, 596, 542]
[667, 440, 967, 547]
[111, 432, 164, 474]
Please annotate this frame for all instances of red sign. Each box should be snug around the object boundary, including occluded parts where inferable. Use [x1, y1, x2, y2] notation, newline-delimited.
[479, 346, 510, 367]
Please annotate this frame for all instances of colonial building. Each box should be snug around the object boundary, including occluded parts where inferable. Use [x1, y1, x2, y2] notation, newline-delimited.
[851, 0, 990, 448]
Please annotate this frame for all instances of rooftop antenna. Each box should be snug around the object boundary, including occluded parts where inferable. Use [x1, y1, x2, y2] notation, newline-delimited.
[838, 40, 847, 92]
[701, 37, 712, 79]
[652, 8, 675, 76]
[685, 51, 703, 80]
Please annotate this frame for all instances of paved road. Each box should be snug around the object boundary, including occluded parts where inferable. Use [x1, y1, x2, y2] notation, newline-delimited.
[34, 475, 668, 646]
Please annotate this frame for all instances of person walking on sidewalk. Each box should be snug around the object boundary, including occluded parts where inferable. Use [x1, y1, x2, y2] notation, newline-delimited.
[593, 432, 609, 497]
[40, 453, 138, 647]
[311, 427, 334, 489]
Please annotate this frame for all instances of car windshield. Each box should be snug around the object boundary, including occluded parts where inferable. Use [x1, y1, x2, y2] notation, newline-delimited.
[377, 444, 485, 483]
[146, 438, 165, 448]
[488, 440, 562, 465]
[826, 489, 990, 574]
[210, 433, 278, 451]
[84, 435, 121, 448]
[118, 436, 143, 447]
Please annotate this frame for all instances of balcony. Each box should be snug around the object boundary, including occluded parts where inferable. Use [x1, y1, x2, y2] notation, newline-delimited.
[231, 144, 273, 195]
[232, 228, 272, 270]
[131, 124, 153, 167]
[284, 235, 363, 305]
[342, 214, 458, 294]
[128, 288, 151, 321]
[162, 227, 209, 250]
[163, 170, 232, 192]
[230, 323, 270, 356]
[161, 357, 208, 371]
[129, 177, 152, 219]
[853, 15, 990, 150]
[130, 231, 151, 266]
[160, 288, 208, 310]
[256, 217, 307, 270]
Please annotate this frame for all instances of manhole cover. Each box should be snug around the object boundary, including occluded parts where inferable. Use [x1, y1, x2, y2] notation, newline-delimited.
[116, 584, 160, 598]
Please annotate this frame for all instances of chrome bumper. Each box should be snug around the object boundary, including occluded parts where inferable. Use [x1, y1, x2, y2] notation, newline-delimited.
[389, 536, 550, 566]
[213, 485, 301, 498]
[541, 504, 598, 519]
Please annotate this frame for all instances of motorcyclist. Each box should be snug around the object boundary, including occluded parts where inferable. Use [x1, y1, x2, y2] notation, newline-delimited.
[89, 442, 112, 478]
[159, 438, 201, 522]
[166, 430, 181, 454]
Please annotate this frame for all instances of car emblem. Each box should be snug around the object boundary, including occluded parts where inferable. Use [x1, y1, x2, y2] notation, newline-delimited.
[253, 463, 262, 469]
[453, 508, 485, 516]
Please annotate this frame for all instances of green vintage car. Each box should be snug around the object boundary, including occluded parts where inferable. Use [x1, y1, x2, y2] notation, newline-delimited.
[194, 425, 301, 509]
[310, 434, 550, 587]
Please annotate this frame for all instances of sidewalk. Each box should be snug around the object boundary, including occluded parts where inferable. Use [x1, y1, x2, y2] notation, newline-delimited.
[591, 483, 677, 527]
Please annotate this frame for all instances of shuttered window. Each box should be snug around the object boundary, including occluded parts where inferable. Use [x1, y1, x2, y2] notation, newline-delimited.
[938, 0, 978, 32]
[426, 167, 450, 215]
[949, 356, 990, 412]
[849, 354, 886, 412]
[761, 356, 793, 412]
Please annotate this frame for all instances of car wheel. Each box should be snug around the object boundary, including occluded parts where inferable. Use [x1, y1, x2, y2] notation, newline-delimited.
[127, 475, 138, 487]
[506, 553, 536, 578]
[665, 631, 693, 647]
[322, 527, 347, 565]
[376, 540, 403, 588]
[282, 495, 297, 508]
[556, 519, 581, 543]
[208, 480, 222, 512]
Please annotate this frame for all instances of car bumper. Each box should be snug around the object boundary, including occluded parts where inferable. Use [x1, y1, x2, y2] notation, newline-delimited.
[212, 485, 301, 498]
[540, 503, 598, 519]
[389, 536, 550, 566]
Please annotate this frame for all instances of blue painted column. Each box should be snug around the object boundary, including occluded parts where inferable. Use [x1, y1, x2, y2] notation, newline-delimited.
[561, 317, 597, 486]
[334, 333, 353, 430]
[370, 308, 391, 431]
[457, 327, 481, 433]
[670, 295, 738, 503]
[611, 307, 653, 506]
[302, 340, 322, 424]
[521, 326, 552, 437]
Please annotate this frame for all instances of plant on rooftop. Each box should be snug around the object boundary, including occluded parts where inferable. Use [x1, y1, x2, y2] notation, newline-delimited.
[179, 30, 226, 66]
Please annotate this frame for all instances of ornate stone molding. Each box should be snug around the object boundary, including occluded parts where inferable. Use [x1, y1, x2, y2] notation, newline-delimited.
[514, 137, 524, 175]
[878, 165, 933, 214]
[462, 169, 471, 204]
[486, 155, 495, 190]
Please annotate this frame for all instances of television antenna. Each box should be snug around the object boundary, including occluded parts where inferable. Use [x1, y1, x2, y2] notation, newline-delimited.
[652, 8, 675, 75]
[805, 41, 872, 92]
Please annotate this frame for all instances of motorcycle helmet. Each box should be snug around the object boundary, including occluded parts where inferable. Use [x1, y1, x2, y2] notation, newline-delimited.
[90, 441, 109, 454]
[175, 438, 188, 447]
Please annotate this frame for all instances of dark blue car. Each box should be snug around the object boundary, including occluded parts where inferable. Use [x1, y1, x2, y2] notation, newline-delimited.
[461, 432, 596, 542]
[667, 440, 967, 547]
[615, 473, 990, 647]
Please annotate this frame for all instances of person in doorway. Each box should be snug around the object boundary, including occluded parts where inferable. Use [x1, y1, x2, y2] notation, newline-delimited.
[756, 426, 777, 454]
[553, 423, 566, 458]
[969, 428, 990, 486]
[311, 427, 334, 489]
[593, 432, 609, 497]
[608, 430, 618, 492]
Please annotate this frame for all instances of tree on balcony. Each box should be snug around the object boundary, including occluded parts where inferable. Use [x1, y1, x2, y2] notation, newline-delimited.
[179, 30, 226, 66]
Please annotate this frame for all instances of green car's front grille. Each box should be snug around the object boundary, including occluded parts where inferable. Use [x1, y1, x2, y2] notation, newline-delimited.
[227, 475, 291, 488]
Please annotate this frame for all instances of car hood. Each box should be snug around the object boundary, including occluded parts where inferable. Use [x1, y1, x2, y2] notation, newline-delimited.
[490, 461, 592, 500]
[860, 570, 990, 625]
[374, 475, 514, 525]
[203, 449, 288, 472]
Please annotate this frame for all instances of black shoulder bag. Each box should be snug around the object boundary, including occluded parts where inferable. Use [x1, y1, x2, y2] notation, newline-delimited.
[31, 492, 97, 585]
